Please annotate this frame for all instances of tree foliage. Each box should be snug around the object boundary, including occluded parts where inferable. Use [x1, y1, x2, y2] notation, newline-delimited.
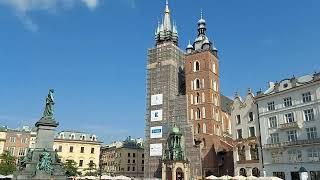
[84, 161, 98, 176]
[63, 159, 81, 177]
[0, 151, 16, 175]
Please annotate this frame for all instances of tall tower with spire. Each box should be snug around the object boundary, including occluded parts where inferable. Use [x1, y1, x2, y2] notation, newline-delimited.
[185, 13, 234, 176]
[144, 0, 201, 178]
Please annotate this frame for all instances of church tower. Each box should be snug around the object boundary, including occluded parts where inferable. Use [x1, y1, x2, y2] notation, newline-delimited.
[144, 0, 186, 178]
[185, 13, 234, 176]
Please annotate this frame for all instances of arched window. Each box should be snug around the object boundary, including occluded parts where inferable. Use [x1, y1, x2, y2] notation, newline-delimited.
[59, 133, 64, 139]
[194, 61, 200, 71]
[239, 168, 247, 177]
[203, 123, 207, 133]
[252, 167, 260, 177]
[196, 79, 200, 89]
[197, 123, 201, 134]
[70, 134, 75, 140]
[81, 135, 86, 141]
[196, 93, 200, 104]
[196, 108, 201, 120]
[202, 92, 205, 103]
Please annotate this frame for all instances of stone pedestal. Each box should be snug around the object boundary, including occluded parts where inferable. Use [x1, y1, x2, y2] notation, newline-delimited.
[14, 117, 66, 180]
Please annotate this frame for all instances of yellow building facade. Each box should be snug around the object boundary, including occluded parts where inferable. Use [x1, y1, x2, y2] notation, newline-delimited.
[0, 128, 7, 155]
[54, 131, 102, 174]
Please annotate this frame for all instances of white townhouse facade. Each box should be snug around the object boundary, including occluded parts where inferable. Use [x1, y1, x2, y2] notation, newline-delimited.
[231, 89, 263, 177]
[256, 73, 320, 180]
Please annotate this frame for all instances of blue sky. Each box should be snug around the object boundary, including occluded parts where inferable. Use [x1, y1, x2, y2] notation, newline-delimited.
[0, 0, 319, 143]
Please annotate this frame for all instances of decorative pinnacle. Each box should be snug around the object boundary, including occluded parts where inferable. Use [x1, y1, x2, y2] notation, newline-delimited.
[200, 9, 203, 19]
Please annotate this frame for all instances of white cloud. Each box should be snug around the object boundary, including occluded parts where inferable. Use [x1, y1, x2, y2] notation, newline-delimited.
[0, 0, 100, 31]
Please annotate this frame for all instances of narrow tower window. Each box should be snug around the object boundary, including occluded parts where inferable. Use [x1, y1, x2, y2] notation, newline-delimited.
[194, 61, 200, 71]
[197, 108, 201, 120]
[195, 79, 200, 89]
[196, 93, 200, 104]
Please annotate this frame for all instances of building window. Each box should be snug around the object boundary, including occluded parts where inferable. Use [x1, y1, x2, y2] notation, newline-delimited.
[236, 115, 241, 124]
[285, 113, 295, 123]
[9, 137, 15, 143]
[283, 97, 292, 107]
[249, 112, 254, 121]
[69, 146, 73, 153]
[133, 153, 135, 157]
[238, 146, 246, 161]
[304, 109, 315, 121]
[91, 148, 95, 154]
[306, 127, 317, 140]
[142, 167, 144, 171]
[142, 154, 144, 158]
[250, 144, 259, 160]
[133, 159, 135, 163]
[127, 166, 130, 171]
[237, 129, 242, 139]
[128, 159, 130, 163]
[270, 133, 279, 144]
[195, 79, 200, 89]
[58, 145, 62, 152]
[70, 134, 75, 140]
[79, 160, 83, 167]
[196, 108, 201, 120]
[8, 147, 15, 155]
[197, 123, 201, 134]
[239, 168, 247, 177]
[249, 127, 255, 137]
[194, 61, 200, 71]
[310, 171, 320, 180]
[267, 101, 275, 111]
[196, 93, 200, 104]
[269, 116, 277, 128]
[288, 149, 302, 162]
[302, 92, 312, 103]
[252, 167, 260, 177]
[142, 160, 144, 164]
[18, 148, 26, 156]
[287, 130, 297, 142]
[273, 172, 285, 180]
[80, 147, 84, 153]
[128, 153, 130, 157]
[21, 138, 27, 144]
[202, 92, 205, 103]
[132, 167, 135, 171]
[307, 148, 320, 162]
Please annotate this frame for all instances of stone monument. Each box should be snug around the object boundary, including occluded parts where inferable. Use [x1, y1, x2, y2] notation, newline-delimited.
[14, 89, 66, 180]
